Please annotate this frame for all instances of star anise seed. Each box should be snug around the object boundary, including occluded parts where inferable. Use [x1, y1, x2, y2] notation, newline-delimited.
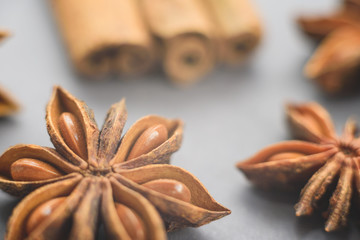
[0, 86, 230, 240]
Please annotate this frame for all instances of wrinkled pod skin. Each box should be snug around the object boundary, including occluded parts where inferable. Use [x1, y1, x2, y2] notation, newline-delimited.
[1, 86, 230, 240]
[25, 196, 146, 240]
[24, 178, 191, 238]
[7, 116, 169, 182]
[237, 102, 360, 232]
[297, 1, 360, 94]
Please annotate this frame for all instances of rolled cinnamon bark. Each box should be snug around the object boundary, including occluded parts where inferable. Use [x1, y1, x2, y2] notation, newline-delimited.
[51, 0, 153, 77]
[139, 0, 216, 85]
[201, 0, 262, 64]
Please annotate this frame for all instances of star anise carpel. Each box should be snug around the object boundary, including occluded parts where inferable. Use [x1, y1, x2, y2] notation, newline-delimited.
[0, 86, 230, 240]
[298, 0, 360, 94]
[237, 102, 360, 232]
[0, 33, 19, 117]
[0, 86, 20, 118]
[0, 30, 9, 43]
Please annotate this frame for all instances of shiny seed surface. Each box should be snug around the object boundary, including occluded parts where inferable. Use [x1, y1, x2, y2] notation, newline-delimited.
[10, 158, 62, 181]
[142, 179, 191, 202]
[127, 124, 168, 160]
[115, 203, 145, 240]
[26, 197, 66, 235]
[268, 152, 306, 162]
[58, 112, 87, 159]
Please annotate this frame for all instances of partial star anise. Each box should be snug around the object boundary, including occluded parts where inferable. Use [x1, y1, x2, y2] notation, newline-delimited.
[0, 86, 230, 240]
[0, 86, 19, 117]
[298, 0, 360, 93]
[237, 102, 360, 232]
[0, 30, 9, 42]
[0, 32, 19, 117]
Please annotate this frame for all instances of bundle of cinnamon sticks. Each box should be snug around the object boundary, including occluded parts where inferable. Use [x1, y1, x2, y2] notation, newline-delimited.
[51, 0, 262, 85]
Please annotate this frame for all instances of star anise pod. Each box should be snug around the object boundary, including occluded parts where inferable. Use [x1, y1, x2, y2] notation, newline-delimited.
[237, 102, 360, 232]
[0, 86, 230, 240]
[298, 0, 360, 93]
[0, 86, 19, 117]
[0, 30, 9, 42]
[0, 32, 19, 117]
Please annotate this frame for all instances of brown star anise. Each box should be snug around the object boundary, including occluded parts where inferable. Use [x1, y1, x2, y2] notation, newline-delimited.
[0, 86, 19, 117]
[0, 32, 19, 117]
[237, 102, 360, 232]
[0, 30, 9, 42]
[0, 86, 230, 239]
[298, 0, 360, 93]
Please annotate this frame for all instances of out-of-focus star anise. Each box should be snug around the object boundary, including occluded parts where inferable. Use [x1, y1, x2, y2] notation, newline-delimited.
[0, 86, 19, 118]
[0, 30, 9, 42]
[237, 102, 360, 232]
[298, 0, 360, 93]
[0, 86, 230, 240]
[0, 32, 19, 117]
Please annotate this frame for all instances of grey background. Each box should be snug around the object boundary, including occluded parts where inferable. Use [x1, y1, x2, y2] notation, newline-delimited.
[0, 0, 359, 239]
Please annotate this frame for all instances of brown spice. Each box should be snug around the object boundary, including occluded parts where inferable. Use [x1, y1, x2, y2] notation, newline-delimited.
[139, 0, 216, 85]
[0, 33, 19, 117]
[298, 0, 360, 93]
[0, 30, 9, 43]
[1, 86, 230, 239]
[51, 0, 154, 77]
[201, 0, 262, 64]
[237, 102, 360, 232]
[0, 86, 20, 118]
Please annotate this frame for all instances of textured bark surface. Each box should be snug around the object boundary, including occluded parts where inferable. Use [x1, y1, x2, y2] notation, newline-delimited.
[139, 0, 216, 85]
[51, 0, 154, 77]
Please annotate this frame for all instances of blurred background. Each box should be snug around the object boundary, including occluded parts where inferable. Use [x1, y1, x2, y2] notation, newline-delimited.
[1, 0, 360, 239]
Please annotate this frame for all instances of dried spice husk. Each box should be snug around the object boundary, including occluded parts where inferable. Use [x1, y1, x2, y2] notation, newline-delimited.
[0, 32, 19, 115]
[51, 0, 154, 77]
[139, 0, 216, 85]
[298, 0, 360, 93]
[1, 86, 230, 239]
[304, 26, 360, 93]
[0, 30, 9, 43]
[201, 0, 262, 64]
[114, 165, 230, 231]
[0, 86, 20, 118]
[237, 102, 360, 232]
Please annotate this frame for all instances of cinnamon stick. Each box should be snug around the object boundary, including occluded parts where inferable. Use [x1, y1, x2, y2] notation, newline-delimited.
[201, 0, 262, 64]
[139, 0, 216, 85]
[51, 0, 153, 77]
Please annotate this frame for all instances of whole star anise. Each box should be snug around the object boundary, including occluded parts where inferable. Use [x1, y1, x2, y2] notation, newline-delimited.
[298, 0, 360, 93]
[237, 102, 360, 232]
[0, 86, 230, 239]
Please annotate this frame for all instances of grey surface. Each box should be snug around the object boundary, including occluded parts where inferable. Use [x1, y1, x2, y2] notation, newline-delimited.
[1, 0, 360, 239]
